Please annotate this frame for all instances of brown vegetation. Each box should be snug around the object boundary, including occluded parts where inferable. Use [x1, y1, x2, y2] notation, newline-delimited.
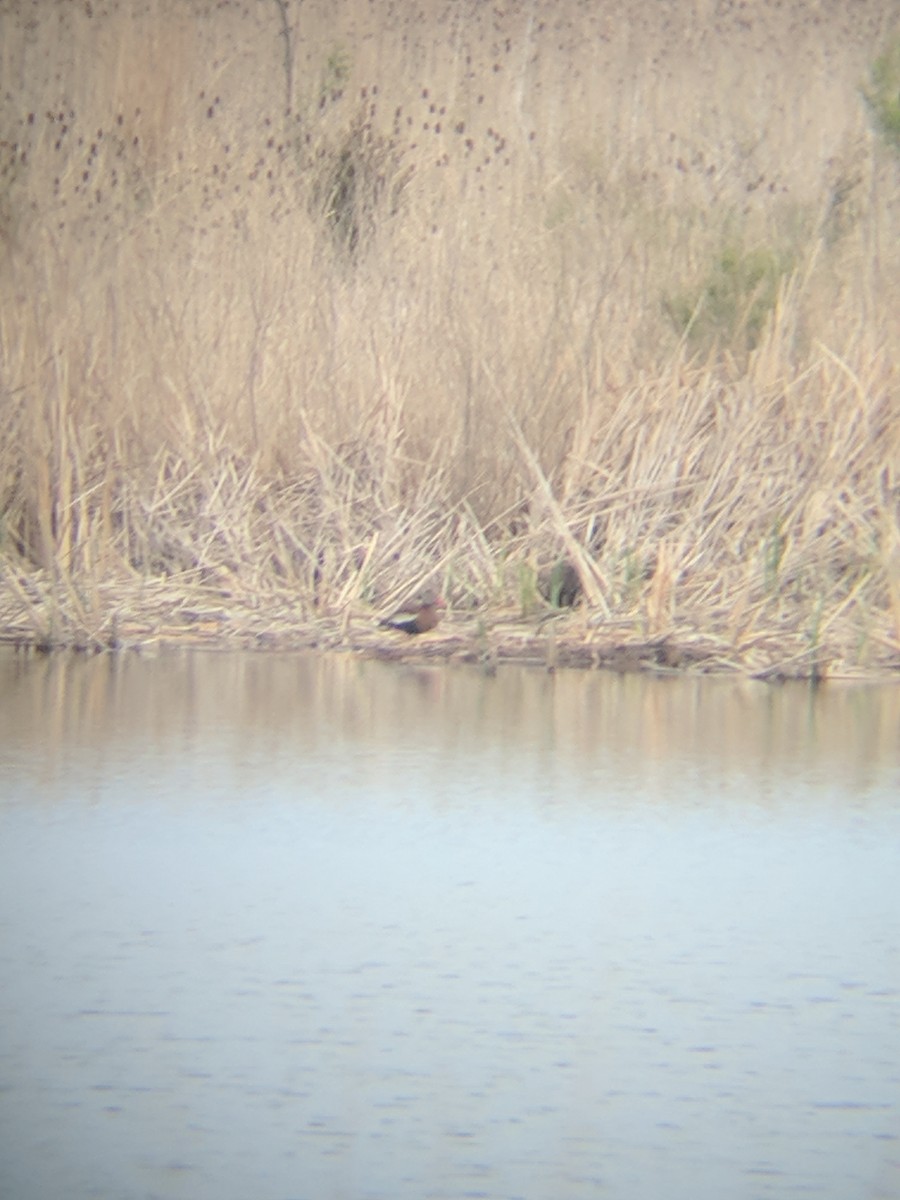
[1, 0, 898, 679]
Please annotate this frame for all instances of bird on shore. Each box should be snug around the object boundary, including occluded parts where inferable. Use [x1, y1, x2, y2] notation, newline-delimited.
[378, 590, 446, 636]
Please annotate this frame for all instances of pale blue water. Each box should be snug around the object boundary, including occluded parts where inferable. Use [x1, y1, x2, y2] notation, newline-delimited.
[1, 650, 898, 1200]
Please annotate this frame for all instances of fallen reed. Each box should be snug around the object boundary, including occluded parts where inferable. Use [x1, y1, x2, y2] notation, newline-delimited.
[1, 0, 898, 678]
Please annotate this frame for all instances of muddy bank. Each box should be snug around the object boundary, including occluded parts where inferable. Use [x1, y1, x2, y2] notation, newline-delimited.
[2, 579, 898, 681]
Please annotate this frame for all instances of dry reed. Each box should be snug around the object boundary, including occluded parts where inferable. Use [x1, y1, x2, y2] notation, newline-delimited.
[1, 0, 898, 679]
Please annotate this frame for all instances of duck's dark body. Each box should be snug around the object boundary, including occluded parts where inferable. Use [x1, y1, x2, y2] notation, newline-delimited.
[378, 593, 445, 636]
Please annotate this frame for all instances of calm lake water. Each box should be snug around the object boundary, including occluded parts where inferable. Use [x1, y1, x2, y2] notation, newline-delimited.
[1, 648, 898, 1200]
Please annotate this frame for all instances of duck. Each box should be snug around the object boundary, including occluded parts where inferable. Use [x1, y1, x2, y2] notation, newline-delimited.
[378, 590, 446, 636]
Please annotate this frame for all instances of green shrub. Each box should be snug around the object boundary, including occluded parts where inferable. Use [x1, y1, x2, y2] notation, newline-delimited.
[863, 35, 900, 153]
[664, 240, 794, 354]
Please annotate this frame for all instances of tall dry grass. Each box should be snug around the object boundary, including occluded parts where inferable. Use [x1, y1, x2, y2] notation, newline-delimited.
[1, 0, 898, 675]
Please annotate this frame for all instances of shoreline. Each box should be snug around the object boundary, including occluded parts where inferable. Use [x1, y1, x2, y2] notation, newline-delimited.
[3, 587, 898, 682]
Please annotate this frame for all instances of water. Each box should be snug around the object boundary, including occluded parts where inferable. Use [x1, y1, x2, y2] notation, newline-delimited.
[1, 649, 898, 1200]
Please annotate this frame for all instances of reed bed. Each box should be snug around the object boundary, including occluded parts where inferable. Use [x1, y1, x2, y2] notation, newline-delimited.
[1, 0, 898, 679]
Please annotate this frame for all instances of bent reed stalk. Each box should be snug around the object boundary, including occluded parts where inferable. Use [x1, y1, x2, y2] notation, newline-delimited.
[1, 0, 898, 679]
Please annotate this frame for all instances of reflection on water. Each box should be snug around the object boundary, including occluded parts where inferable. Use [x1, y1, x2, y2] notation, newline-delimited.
[1, 649, 898, 1200]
